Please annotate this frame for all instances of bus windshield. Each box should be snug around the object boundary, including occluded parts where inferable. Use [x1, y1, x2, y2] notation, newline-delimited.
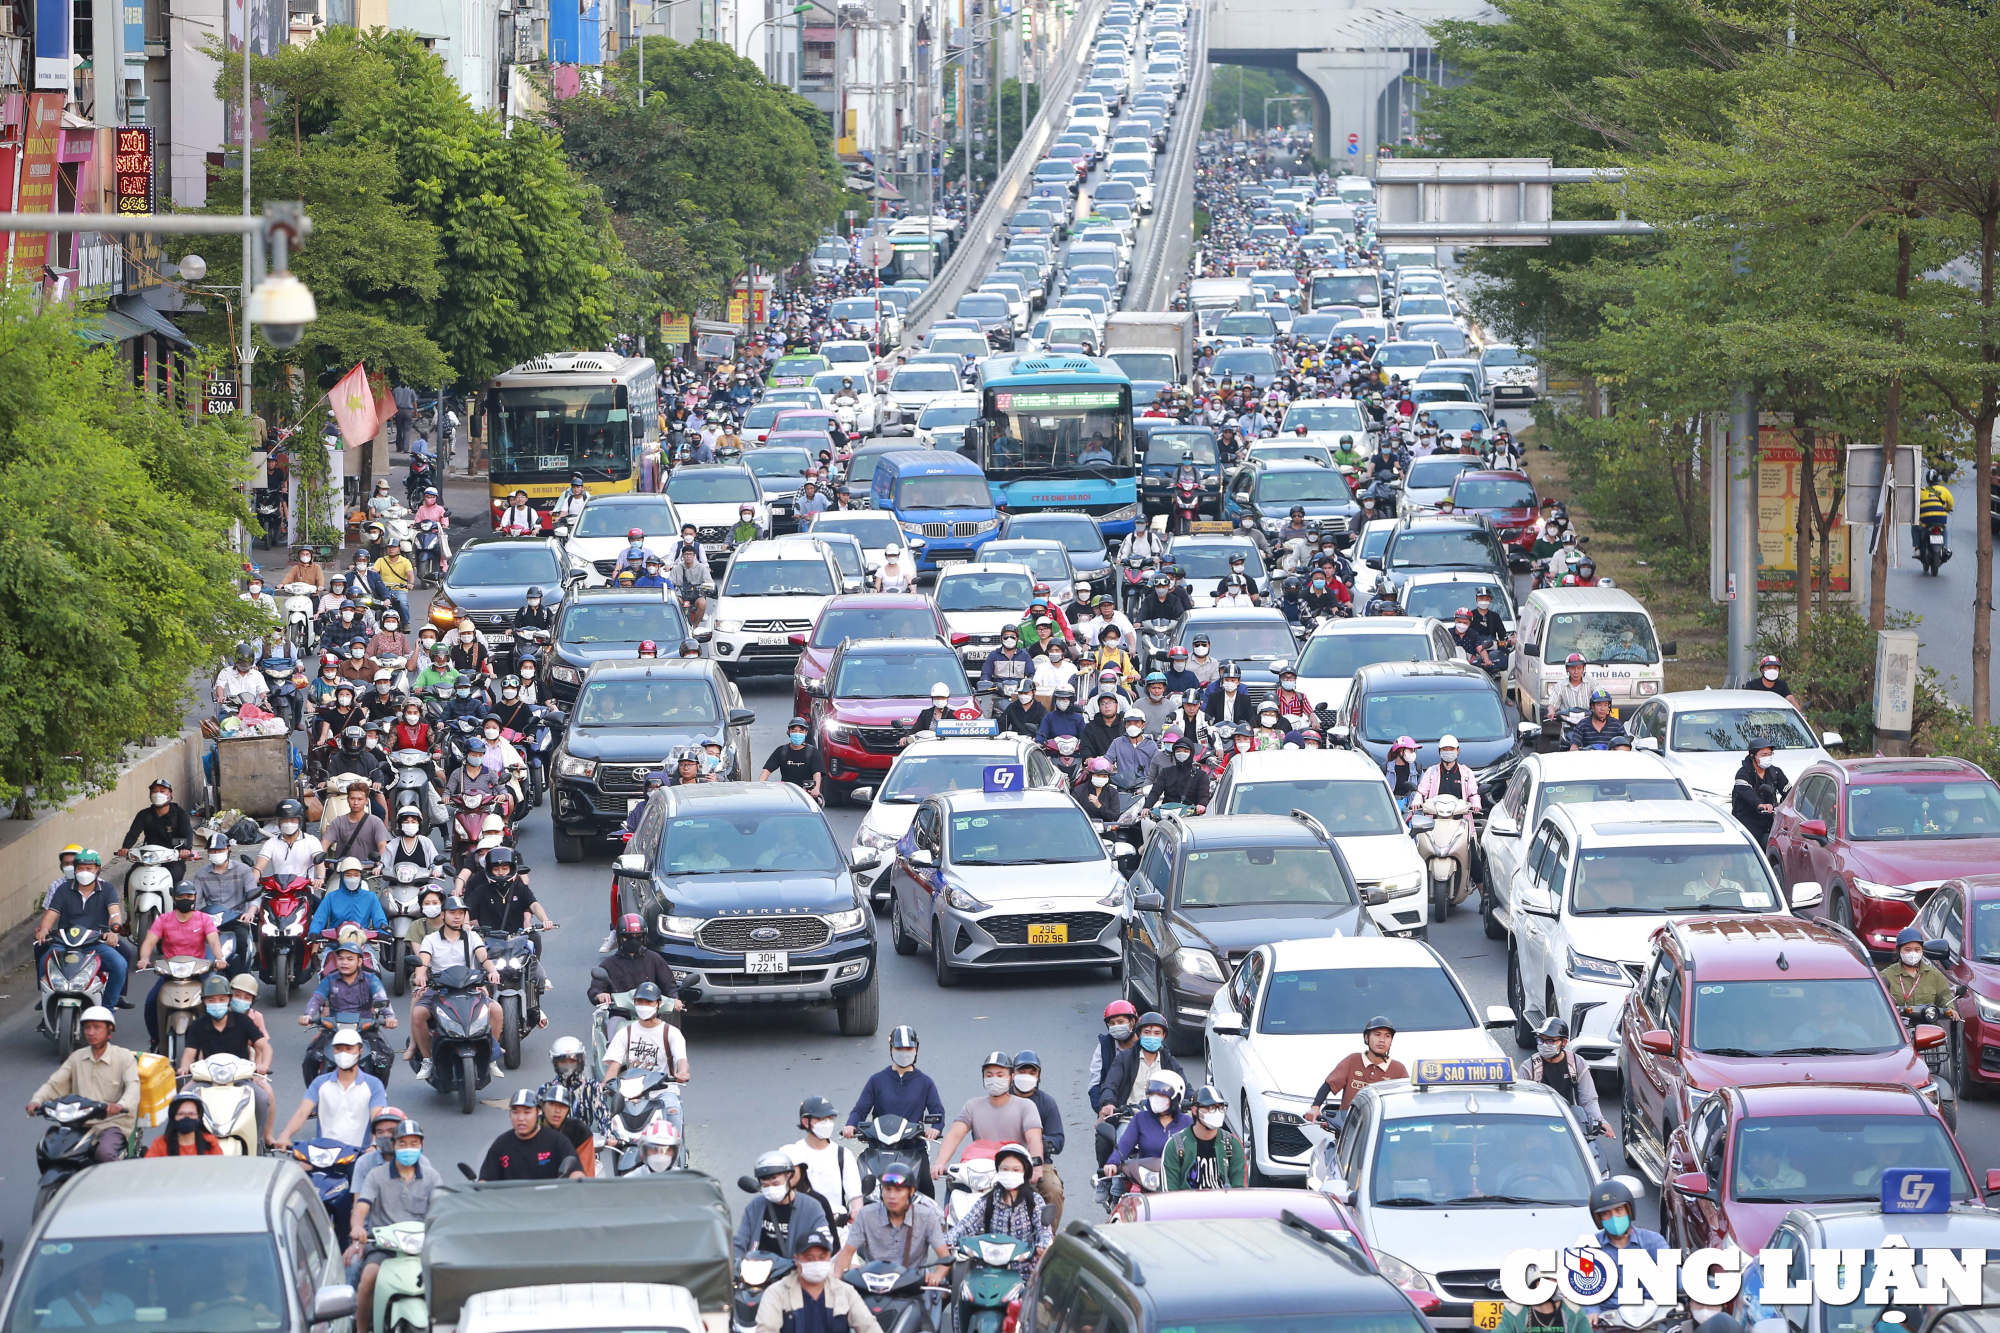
[1312, 272, 1380, 308]
[492, 386, 632, 482]
[983, 382, 1133, 476]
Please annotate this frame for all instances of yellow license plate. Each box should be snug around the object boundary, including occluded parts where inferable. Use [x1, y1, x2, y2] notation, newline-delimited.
[1473, 1303, 1505, 1330]
[1027, 923, 1068, 944]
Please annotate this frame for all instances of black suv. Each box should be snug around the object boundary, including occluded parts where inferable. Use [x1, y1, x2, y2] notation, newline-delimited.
[613, 781, 881, 1034]
[1331, 659, 1533, 801]
[1024, 1216, 1427, 1333]
[549, 659, 755, 862]
[1121, 811, 1372, 1054]
[430, 535, 585, 662]
[545, 586, 695, 704]
[1224, 457, 1362, 537]
[1379, 513, 1510, 585]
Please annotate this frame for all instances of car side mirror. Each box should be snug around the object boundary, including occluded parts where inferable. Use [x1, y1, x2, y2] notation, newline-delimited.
[1520, 642, 1539, 659]
[789, 633, 810, 647]
[312, 1286, 358, 1323]
[1914, 1023, 1947, 1051]
[613, 853, 646, 875]
[850, 786, 875, 806]
[1487, 811, 1519, 837]
[1789, 880, 1824, 910]
[1483, 1005, 1515, 1030]
[564, 569, 588, 586]
[1234, 492, 1251, 503]
[1926, 938, 1952, 963]
[729, 707, 757, 727]
[1822, 731, 1845, 749]
[1133, 891, 1165, 912]
[1660, 640, 1678, 658]
[1986, 1168, 2000, 1195]
[1798, 818, 1828, 841]
[1634, 737, 1660, 752]
[1211, 1012, 1244, 1036]
[803, 679, 828, 698]
[909, 848, 935, 868]
[1408, 814, 1436, 834]
[848, 848, 883, 871]
[1520, 885, 1556, 918]
[1516, 721, 1539, 743]
[1639, 1028, 1675, 1056]
[1671, 1171, 1710, 1197]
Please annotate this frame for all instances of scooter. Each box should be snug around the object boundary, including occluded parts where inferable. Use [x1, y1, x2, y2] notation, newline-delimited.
[189, 1052, 263, 1155]
[292, 1136, 362, 1237]
[597, 1068, 686, 1176]
[32, 1096, 119, 1218]
[257, 874, 317, 1008]
[380, 863, 430, 995]
[951, 1233, 1034, 1333]
[1919, 522, 1951, 576]
[307, 1012, 396, 1087]
[481, 924, 547, 1070]
[369, 1221, 430, 1333]
[941, 1139, 1001, 1229]
[854, 1113, 939, 1200]
[732, 1252, 795, 1333]
[262, 653, 307, 733]
[123, 844, 179, 947]
[37, 926, 110, 1057]
[1169, 470, 1201, 536]
[1093, 1156, 1164, 1213]
[413, 520, 447, 587]
[844, 1261, 948, 1333]
[420, 964, 494, 1115]
[151, 954, 214, 1064]
[281, 582, 320, 656]
[1410, 793, 1474, 926]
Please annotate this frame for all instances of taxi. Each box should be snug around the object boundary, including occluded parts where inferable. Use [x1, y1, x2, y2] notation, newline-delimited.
[1302, 1058, 1636, 1330]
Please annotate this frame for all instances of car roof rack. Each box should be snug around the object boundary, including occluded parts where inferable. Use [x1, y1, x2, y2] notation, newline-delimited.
[1278, 1209, 1371, 1272]
[1062, 1222, 1145, 1285]
[1290, 809, 1332, 843]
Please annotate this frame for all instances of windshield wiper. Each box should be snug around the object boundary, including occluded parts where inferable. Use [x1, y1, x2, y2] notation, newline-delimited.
[1769, 1045, 1861, 1056]
[883, 795, 920, 804]
[1439, 1195, 1573, 1207]
[1372, 1196, 1436, 1208]
[1697, 1046, 1760, 1058]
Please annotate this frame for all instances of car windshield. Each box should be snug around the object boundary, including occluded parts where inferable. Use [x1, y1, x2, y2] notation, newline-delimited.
[1421, 405, 1489, 433]
[1282, 404, 1367, 433]
[724, 559, 836, 597]
[667, 471, 758, 504]
[1297, 630, 1433, 679]
[1210, 349, 1279, 379]
[812, 605, 939, 649]
[936, 571, 1036, 612]
[1257, 470, 1352, 504]
[1400, 581, 1509, 623]
[5, 1234, 287, 1333]
[1357, 524, 1393, 563]
[1405, 456, 1482, 490]
[1178, 846, 1354, 907]
[659, 811, 841, 875]
[809, 515, 903, 549]
[1398, 296, 1452, 316]
[893, 368, 963, 393]
[1259, 965, 1474, 1034]
[812, 373, 869, 397]
[449, 545, 561, 586]
[574, 678, 720, 728]
[1669, 706, 1813, 753]
[831, 299, 886, 321]
[833, 652, 972, 698]
[899, 476, 993, 510]
[947, 805, 1102, 864]
[1567, 845, 1779, 915]
[919, 402, 981, 430]
[1454, 478, 1535, 509]
[1217, 313, 1278, 338]
[743, 404, 788, 429]
[1846, 780, 2000, 840]
[1730, 1114, 1970, 1206]
[1292, 315, 1344, 341]
[1369, 1114, 1594, 1207]
[989, 545, 1068, 581]
[821, 344, 871, 365]
[845, 452, 894, 487]
[1375, 344, 1438, 368]
[1533, 778, 1687, 824]
[1177, 621, 1295, 660]
[1110, 351, 1177, 383]
[1229, 779, 1403, 835]
[1004, 515, 1106, 554]
[1690, 978, 1907, 1056]
[746, 450, 814, 481]
[1541, 611, 1659, 665]
[1145, 432, 1219, 465]
[1362, 688, 1508, 743]
[560, 602, 689, 645]
[1484, 347, 1537, 368]
[1311, 273, 1380, 306]
[932, 338, 988, 360]
[1171, 544, 1267, 580]
[1388, 529, 1502, 571]
[881, 752, 1016, 802]
[573, 505, 677, 538]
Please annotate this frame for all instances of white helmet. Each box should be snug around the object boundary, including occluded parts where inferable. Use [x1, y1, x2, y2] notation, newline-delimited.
[1438, 733, 1461, 751]
[640, 1119, 682, 1171]
[550, 1035, 585, 1072]
[80, 1005, 115, 1029]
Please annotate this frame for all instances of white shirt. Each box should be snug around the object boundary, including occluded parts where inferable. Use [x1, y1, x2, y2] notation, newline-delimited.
[215, 665, 267, 702]
[1033, 659, 1078, 695]
[551, 490, 591, 519]
[309, 1069, 388, 1147]
[604, 1018, 687, 1073]
[260, 833, 324, 880]
[787, 1136, 865, 1214]
[1083, 610, 1137, 646]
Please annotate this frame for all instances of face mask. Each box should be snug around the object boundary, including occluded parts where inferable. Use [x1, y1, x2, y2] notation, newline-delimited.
[1126, 724, 1144, 738]
[401, 823, 421, 837]
[209, 851, 229, 868]
[281, 821, 300, 836]
[1902, 948, 1924, 967]
[1602, 1214, 1631, 1237]
[1194, 645, 1209, 657]
[76, 869, 98, 886]
[1147, 1094, 1170, 1114]
[994, 1169, 1026, 1191]
[1002, 637, 1017, 649]
[174, 897, 197, 913]
[1055, 700, 1070, 711]
[1139, 1033, 1164, 1053]
[1013, 1073, 1038, 1093]
[1091, 775, 1110, 788]
[422, 903, 442, 918]
[302, 554, 313, 564]
[1200, 1109, 1226, 1129]
[1173, 750, 1192, 764]
[483, 728, 501, 741]
[1235, 738, 1252, 753]
[521, 664, 536, 679]
[799, 1261, 834, 1284]
[983, 1075, 1012, 1097]
[502, 688, 519, 700]
[789, 732, 807, 747]
[205, 1002, 228, 1018]
[810, 1118, 837, 1140]
[174, 1115, 202, 1135]
[1763, 667, 1780, 681]
[230, 996, 253, 1014]
[1537, 1040, 1563, 1060]
[1222, 682, 1237, 694]
[395, 1147, 423, 1167]
[152, 792, 170, 806]
[760, 1183, 790, 1203]
[61, 864, 74, 879]
[891, 1048, 917, 1069]
[343, 874, 362, 891]
[333, 1050, 360, 1070]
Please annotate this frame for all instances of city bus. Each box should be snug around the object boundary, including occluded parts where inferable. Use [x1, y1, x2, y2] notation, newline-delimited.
[975, 354, 1139, 537]
[483, 352, 661, 530]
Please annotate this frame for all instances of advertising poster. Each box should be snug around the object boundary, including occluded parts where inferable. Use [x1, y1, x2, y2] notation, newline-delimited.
[1756, 422, 1851, 596]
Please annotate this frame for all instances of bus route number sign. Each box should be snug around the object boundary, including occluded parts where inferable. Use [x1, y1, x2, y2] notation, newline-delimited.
[993, 389, 1124, 411]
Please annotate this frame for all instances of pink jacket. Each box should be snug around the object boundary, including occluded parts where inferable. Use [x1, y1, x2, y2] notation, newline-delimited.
[1413, 762, 1482, 814]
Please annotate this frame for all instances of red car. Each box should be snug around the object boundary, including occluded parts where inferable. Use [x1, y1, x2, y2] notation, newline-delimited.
[807, 635, 986, 804]
[1447, 469, 1539, 568]
[1911, 873, 2000, 1095]
[1660, 1082, 1987, 1254]
[1617, 916, 1946, 1187]
[789, 593, 958, 718]
[1768, 756, 2000, 954]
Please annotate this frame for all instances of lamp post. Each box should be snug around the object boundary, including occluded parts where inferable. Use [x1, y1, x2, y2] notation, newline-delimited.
[1262, 93, 1305, 138]
[739, 1, 812, 76]
[634, 0, 697, 105]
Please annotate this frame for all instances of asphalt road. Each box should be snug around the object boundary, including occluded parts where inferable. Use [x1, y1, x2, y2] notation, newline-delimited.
[1880, 461, 1992, 707]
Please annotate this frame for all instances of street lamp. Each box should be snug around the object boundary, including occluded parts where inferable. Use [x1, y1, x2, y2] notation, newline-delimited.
[739, 1, 812, 74]
[634, 0, 698, 105]
[1263, 94, 1306, 138]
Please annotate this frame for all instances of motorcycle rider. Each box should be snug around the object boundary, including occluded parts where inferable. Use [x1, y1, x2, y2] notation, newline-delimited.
[191, 829, 260, 924]
[117, 779, 195, 886]
[589, 914, 684, 1008]
[1160, 645, 1203, 699]
[735, 1148, 833, 1261]
[27, 1005, 139, 1161]
[1163, 1084, 1247, 1191]
[1882, 925, 1955, 1013]
[1092, 1012, 1186, 1165]
[134, 881, 223, 1050]
[1917, 469, 1954, 561]
[538, 1037, 607, 1141]
[1583, 1179, 1668, 1323]
[1748, 653, 1803, 710]
[931, 1052, 1048, 1185]
[1134, 571, 1193, 626]
[1077, 758, 1124, 822]
[754, 1227, 885, 1333]
[301, 939, 395, 1077]
[834, 1163, 949, 1284]
[348, 1118, 440, 1333]
[1450, 607, 1501, 672]
[1548, 653, 1593, 720]
[513, 587, 556, 641]
[789, 1095, 866, 1233]
[478, 1088, 585, 1180]
[671, 544, 715, 626]
[1132, 672, 1178, 732]
[182, 974, 275, 1145]
[843, 1024, 945, 1156]
[1104, 706, 1159, 788]
[1566, 690, 1627, 750]
[537, 1083, 594, 1178]
[35, 848, 130, 1009]
[1518, 1017, 1606, 1138]
[1202, 663, 1257, 729]
[1310, 1016, 1408, 1111]
[943, 1145, 1048, 1275]
[1103, 1072, 1190, 1181]
[1467, 588, 1510, 652]
[980, 628, 1035, 689]
[1011, 1051, 1065, 1231]
[147, 1087, 224, 1156]
[1415, 734, 1483, 814]
[1086, 1001, 1140, 1112]
[601, 980, 691, 1094]
[1300, 567, 1345, 621]
[996, 678, 1046, 737]
[322, 781, 392, 867]
[1151, 735, 1213, 812]
[410, 895, 505, 1080]
[215, 644, 271, 712]
[275, 1027, 387, 1151]
[1035, 684, 1089, 745]
[311, 856, 390, 938]
[550, 477, 592, 523]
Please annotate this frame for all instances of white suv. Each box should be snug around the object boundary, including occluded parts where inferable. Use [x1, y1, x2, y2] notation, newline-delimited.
[709, 537, 845, 676]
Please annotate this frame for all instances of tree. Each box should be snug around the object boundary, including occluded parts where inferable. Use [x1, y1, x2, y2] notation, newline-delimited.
[1202, 64, 1309, 134]
[0, 290, 266, 812]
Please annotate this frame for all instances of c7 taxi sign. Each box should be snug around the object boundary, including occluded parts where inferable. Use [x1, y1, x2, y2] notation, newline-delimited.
[1499, 1241, 1985, 1310]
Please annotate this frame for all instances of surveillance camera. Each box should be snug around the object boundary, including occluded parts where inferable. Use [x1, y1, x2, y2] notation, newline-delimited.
[249, 272, 317, 349]
[177, 253, 208, 282]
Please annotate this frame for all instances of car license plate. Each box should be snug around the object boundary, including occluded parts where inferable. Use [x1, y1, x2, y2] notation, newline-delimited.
[934, 554, 969, 564]
[1027, 923, 1068, 944]
[758, 634, 790, 646]
[1473, 1304, 1504, 1330]
[963, 646, 990, 661]
[746, 951, 789, 974]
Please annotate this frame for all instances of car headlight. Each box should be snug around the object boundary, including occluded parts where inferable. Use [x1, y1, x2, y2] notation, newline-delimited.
[1372, 1250, 1436, 1295]
[898, 520, 925, 534]
[824, 905, 868, 933]
[658, 913, 704, 939]
[945, 884, 990, 912]
[1174, 947, 1225, 982]
[972, 519, 999, 535]
[717, 620, 742, 634]
[822, 720, 853, 743]
[557, 754, 596, 779]
[1567, 947, 1628, 984]
[1853, 877, 1917, 902]
[856, 827, 898, 851]
[549, 664, 580, 683]
[802, 675, 825, 692]
[1637, 679, 1661, 694]
[1100, 502, 1139, 523]
[1378, 872, 1422, 899]
[1977, 992, 2000, 1025]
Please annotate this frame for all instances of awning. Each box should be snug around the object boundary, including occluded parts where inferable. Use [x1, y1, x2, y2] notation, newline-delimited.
[77, 307, 150, 344]
[113, 293, 193, 348]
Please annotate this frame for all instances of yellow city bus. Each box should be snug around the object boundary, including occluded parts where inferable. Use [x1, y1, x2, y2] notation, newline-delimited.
[483, 352, 661, 530]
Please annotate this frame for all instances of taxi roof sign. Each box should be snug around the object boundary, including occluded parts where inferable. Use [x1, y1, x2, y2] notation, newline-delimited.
[1189, 520, 1236, 534]
[933, 718, 1000, 738]
[1412, 1057, 1515, 1089]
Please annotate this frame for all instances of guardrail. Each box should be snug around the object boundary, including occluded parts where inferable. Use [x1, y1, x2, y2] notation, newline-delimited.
[902, 0, 1108, 343]
[1122, 7, 1208, 312]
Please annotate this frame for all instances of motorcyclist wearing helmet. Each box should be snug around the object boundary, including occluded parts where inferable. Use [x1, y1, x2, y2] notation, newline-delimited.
[1087, 1000, 1141, 1111]
[760, 718, 824, 799]
[1104, 1071, 1190, 1175]
[1518, 1017, 1605, 1133]
[733, 1149, 833, 1262]
[1092, 1012, 1187, 1162]
[1077, 756, 1124, 821]
[1548, 652, 1593, 718]
[843, 1023, 945, 1148]
[214, 643, 271, 711]
[789, 1095, 866, 1231]
[589, 914, 683, 1011]
[1276, 505, 1313, 547]
[1300, 566, 1346, 621]
[310, 854, 390, 935]
[1132, 672, 1177, 732]
[997, 677, 1047, 737]
[480, 1087, 585, 1181]
[836, 1162, 949, 1285]
[30, 1005, 138, 1160]
[147, 1087, 224, 1156]
[538, 1037, 606, 1144]
[117, 778, 195, 886]
[944, 1142, 1049, 1275]
[1566, 690, 1627, 750]
[1151, 733, 1213, 812]
[1202, 663, 1258, 728]
[1311, 1016, 1408, 1111]
[601, 980, 690, 1085]
[1585, 1178, 1668, 1319]
[35, 849, 132, 1009]
[1008, 1050, 1066, 1228]
[1164, 1084, 1247, 1191]
[1917, 468, 1955, 559]
[1036, 683, 1090, 744]
[513, 587, 556, 638]
[1883, 926, 1955, 1013]
[1105, 706, 1159, 789]
[931, 1052, 1049, 1187]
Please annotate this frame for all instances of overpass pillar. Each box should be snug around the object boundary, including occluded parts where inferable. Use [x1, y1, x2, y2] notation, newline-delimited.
[1294, 48, 1406, 169]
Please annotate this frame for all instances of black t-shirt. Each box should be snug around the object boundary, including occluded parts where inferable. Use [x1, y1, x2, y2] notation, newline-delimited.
[1750, 676, 1794, 700]
[757, 1199, 795, 1256]
[478, 1126, 575, 1180]
[465, 873, 538, 932]
[318, 705, 365, 738]
[550, 1112, 590, 1155]
[187, 1010, 261, 1062]
[762, 743, 823, 787]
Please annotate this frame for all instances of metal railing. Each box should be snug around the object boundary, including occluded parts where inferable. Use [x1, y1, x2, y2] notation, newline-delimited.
[1120, 5, 1208, 312]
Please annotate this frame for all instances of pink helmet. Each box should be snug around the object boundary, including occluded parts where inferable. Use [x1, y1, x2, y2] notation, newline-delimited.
[1087, 757, 1114, 774]
[1390, 735, 1418, 756]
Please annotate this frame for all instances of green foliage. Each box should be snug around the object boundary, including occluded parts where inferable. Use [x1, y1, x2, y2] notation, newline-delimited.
[0, 289, 267, 809]
[999, 78, 1042, 155]
[1754, 607, 1950, 752]
[1202, 64, 1309, 134]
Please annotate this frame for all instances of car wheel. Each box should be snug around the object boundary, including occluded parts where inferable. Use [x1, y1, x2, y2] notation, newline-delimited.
[891, 884, 918, 955]
[1506, 946, 1534, 1050]
[837, 971, 880, 1036]
[1956, 1028, 1989, 1101]
[552, 830, 586, 863]
[932, 917, 958, 988]
[1243, 1097, 1271, 1187]
[1481, 880, 1506, 940]
[1832, 885, 1854, 932]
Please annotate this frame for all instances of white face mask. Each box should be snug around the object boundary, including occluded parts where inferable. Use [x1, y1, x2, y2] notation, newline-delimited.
[1763, 667, 1780, 681]
[1015, 1073, 1040, 1094]
[210, 852, 229, 867]
[799, 1261, 834, 1284]
[76, 869, 98, 886]
[483, 728, 501, 741]
[760, 1183, 790, 1203]
[401, 824, 421, 838]
[152, 792, 170, 806]
[1222, 681, 1237, 693]
[983, 1075, 1012, 1097]
[1147, 1094, 1171, 1114]
[1193, 645, 1209, 657]
[1091, 775, 1110, 788]
[280, 821, 300, 836]
[810, 1119, 837, 1140]
[1199, 1109, 1225, 1129]
[333, 1050, 360, 1070]
[423, 903, 443, 918]
[645, 1149, 676, 1172]
[1439, 752, 1459, 764]
[994, 1169, 1026, 1191]
[634, 1003, 660, 1022]
[1902, 948, 1924, 967]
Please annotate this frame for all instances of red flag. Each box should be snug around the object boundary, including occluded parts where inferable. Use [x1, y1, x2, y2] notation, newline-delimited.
[330, 363, 377, 448]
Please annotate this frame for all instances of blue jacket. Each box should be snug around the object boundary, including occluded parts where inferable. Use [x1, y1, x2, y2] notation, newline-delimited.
[1023, 1087, 1065, 1157]
[1035, 707, 1090, 743]
[1592, 1227, 1669, 1310]
[1161, 668, 1203, 697]
[846, 1065, 947, 1129]
[311, 885, 389, 933]
[1109, 1110, 1191, 1166]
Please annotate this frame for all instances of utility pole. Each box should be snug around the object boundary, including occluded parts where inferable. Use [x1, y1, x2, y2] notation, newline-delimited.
[1729, 382, 1760, 685]
[239, 17, 254, 421]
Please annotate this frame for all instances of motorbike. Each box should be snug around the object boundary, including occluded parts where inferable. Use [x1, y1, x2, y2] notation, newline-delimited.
[1094, 1156, 1164, 1213]
[951, 1233, 1035, 1333]
[281, 582, 320, 657]
[1543, 706, 1587, 753]
[151, 954, 214, 1064]
[262, 654, 307, 733]
[1137, 618, 1175, 663]
[405, 450, 437, 504]
[123, 844, 180, 947]
[731, 1252, 795, 1333]
[844, 1261, 948, 1333]
[291, 1136, 362, 1236]
[252, 486, 288, 548]
[257, 873, 317, 1008]
[368, 1221, 430, 1333]
[511, 626, 552, 681]
[941, 1139, 1001, 1229]
[32, 1096, 119, 1218]
[380, 862, 432, 994]
[854, 1113, 939, 1200]
[481, 924, 547, 1070]
[1901, 1000, 1960, 1131]
[448, 789, 512, 868]
[308, 1012, 395, 1086]
[1919, 522, 1951, 576]
[598, 1068, 688, 1176]
[414, 520, 447, 587]
[188, 1051, 262, 1155]
[1169, 468, 1201, 536]
[421, 963, 495, 1114]
[1410, 793, 1475, 926]
[37, 925, 110, 1056]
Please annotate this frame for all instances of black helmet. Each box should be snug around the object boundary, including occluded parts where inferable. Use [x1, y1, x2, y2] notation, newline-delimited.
[1588, 1177, 1636, 1221]
[1191, 1083, 1226, 1109]
[340, 725, 365, 751]
[1535, 1016, 1570, 1042]
[201, 974, 232, 998]
[1363, 1014, 1395, 1036]
[276, 798, 304, 821]
[633, 981, 664, 1003]
[486, 846, 517, 868]
[799, 1095, 839, 1122]
[1013, 1049, 1042, 1071]
[889, 1024, 918, 1050]
[526, 586, 545, 600]
[205, 830, 232, 852]
[1136, 1011, 1168, 1033]
[679, 638, 702, 658]
[980, 1050, 1017, 1071]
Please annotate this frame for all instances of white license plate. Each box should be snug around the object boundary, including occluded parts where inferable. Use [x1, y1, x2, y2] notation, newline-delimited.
[758, 634, 790, 646]
[1932, 533, 1946, 544]
[745, 951, 789, 974]
[963, 646, 990, 661]
[933, 554, 970, 564]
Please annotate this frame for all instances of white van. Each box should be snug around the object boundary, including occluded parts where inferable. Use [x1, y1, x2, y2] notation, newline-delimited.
[1509, 586, 1674, 735]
